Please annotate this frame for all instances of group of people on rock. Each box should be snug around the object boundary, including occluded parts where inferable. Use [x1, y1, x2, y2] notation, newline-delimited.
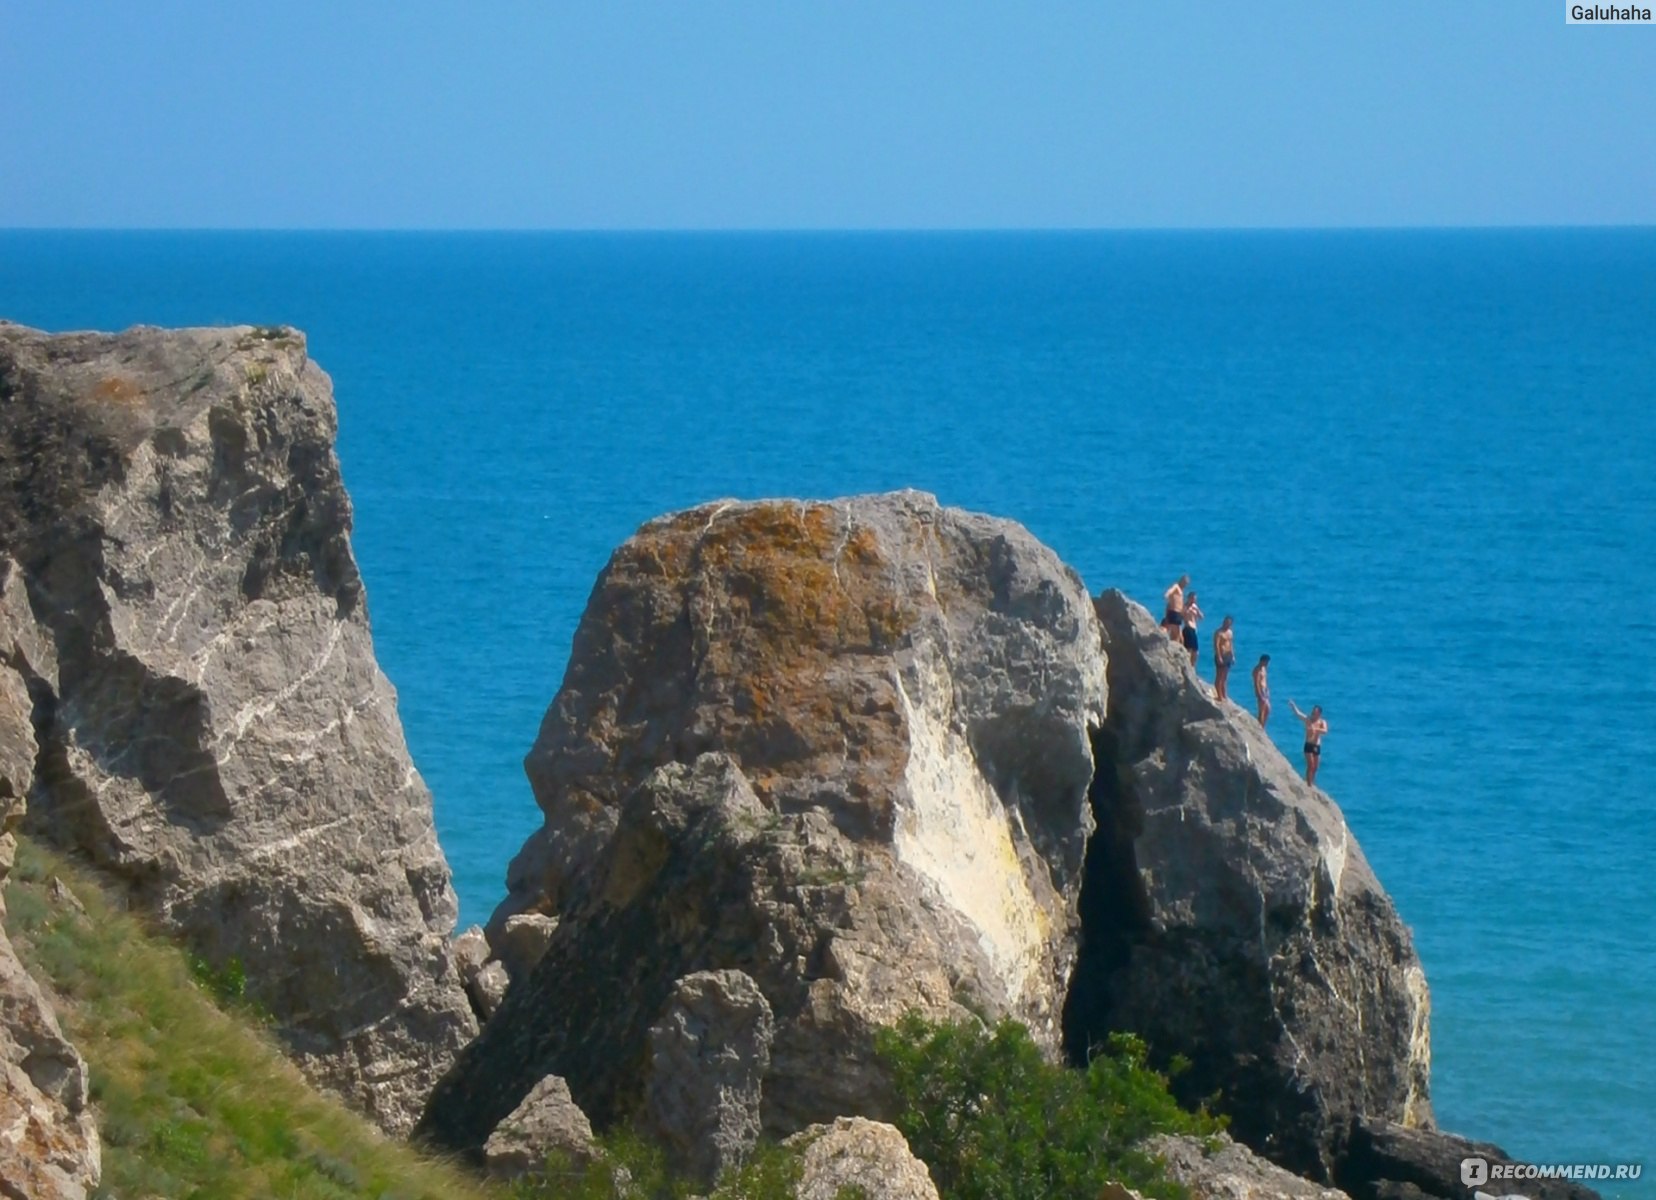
[1161, 574, 1329, 787]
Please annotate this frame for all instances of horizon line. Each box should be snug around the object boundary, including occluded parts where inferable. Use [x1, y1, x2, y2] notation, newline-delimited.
[2, 222, 1653, 236]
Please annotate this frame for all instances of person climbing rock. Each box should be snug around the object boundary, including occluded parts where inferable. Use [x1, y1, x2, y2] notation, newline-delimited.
[1252, 654, 1271, 726]
[1289, 700, 1328, 786]
[1213, 615, 1235, 699]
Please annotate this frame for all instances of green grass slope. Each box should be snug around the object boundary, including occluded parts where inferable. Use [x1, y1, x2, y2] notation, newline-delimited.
[2, 837, 496, 1200]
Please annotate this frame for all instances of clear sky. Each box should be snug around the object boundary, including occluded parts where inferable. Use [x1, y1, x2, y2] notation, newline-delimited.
[3, 1, 1651, 229]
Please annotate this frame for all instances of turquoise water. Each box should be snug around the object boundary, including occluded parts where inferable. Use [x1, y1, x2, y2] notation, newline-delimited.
[2, 231, 1651, 1188]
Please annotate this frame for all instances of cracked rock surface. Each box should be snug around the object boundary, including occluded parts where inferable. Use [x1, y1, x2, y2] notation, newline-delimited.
[1, 558, 101, 1199]
[421, 492, 1107, 1153]
[0, 322, 476, 1133]
[1066, 591, 1432, 1181]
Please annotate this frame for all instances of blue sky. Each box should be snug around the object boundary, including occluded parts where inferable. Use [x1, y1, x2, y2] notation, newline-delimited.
[3, 2, 1651, 229]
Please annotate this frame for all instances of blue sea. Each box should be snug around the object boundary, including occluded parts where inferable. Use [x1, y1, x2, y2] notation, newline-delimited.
[2, 230, 1651, 1190]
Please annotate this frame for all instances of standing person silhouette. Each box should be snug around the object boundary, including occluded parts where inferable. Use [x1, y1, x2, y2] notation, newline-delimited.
[1289, 700, 1328, 786]
[1252, 655, 1271, 726]
[1180, 591, 1204, 666]
[1213, 616, 1235, 700]
[1162, 575, 1189, 642]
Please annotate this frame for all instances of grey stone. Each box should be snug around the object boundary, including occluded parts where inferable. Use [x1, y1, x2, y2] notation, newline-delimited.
[1338, 1118, 1602, 1200]
[453, 924, 490, 979]
[482, 1073, 596, 1180]
[1148, 1133, 1351, 1200]
[494, 911, 559, 980]
[419, 494, 1107, 1154]
[0, 571, 99, 1200]
[0, 322, 477, 1133]
[470, 960, 510, 1020]
[642, 969, 775, 1184]
[788, 1116, 940, 1200]
[1066, 591, 1432, 1179]
[0, 926, 102, 1200]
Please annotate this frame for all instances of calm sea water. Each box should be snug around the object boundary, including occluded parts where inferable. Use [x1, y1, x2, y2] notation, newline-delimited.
[2, 231, 1651, 1189]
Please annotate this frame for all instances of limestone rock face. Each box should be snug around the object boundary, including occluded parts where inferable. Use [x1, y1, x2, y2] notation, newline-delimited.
[1, 560, 100, 1200]
[788, 1116, 941, 1200]
[0, 322, 477, 1133]
[1067, 592, 1432, 1180]
[642, 969, 775, 1184]
[1148, 1133, 1352, 1200]
[482, 1074, 597, 1181]
[0, 928, 102, 1200]
[421, 493, 1106, 1152]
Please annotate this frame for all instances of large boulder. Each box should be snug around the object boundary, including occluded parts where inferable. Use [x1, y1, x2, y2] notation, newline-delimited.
[642, 968, 775, 1184]
[1147, 1133, 1351, 1200]
[1, 561, 100, 1200]
[482, 1074, 597, 1181]
[1338, 1118, 1603, 1200]
[0, 322, 477, 1132]
[1066, 592, 1432, 1180]
[420, 493, 1107, 1152]
[788, 1116, 941, 1200]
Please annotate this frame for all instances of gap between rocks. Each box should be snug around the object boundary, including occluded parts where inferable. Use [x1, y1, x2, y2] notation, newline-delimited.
[1059, 724, 1150, 1067]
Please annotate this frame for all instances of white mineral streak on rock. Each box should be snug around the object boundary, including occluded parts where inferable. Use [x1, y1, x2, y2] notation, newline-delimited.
[0, 322, 476, 1135]
[892, 659, 1047, 999]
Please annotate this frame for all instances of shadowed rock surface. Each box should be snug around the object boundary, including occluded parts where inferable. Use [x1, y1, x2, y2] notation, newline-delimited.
[1338, 1118, 1603, 1200]
[1, 559, 100, 1199]
[421, 492, 1107, 1152]
[1066, 591, 1432, 1180]
[642, 968, 775, 1185]
[0, 322, 476, 1133]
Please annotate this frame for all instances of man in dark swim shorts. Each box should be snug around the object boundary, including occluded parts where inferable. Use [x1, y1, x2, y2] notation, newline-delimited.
[1213, 615, 1235, 700]
[1162, 575, 1189, 641]
[1289, 700, 1328, 787]
[1180, 590, 1203, 666]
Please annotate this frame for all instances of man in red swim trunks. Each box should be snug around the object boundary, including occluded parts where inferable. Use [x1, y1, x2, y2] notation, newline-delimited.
[1289, 700, 1328, 787]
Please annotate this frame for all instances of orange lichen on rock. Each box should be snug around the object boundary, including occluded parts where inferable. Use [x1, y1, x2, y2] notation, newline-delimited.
[90, 375, 143, 405]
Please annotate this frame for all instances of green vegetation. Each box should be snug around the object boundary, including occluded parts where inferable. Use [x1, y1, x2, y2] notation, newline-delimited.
[2, 837, 1223, 1200]
[874, 1013, 1225, 1200]
[3, 838, 494, 1200]
[510, 1132, 804, 1200]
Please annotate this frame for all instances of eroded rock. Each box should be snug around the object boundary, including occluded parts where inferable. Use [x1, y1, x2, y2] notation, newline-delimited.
[1338, 1118, 1602, 1200]
[1148, 1133, 1352, 1200]
[788, 1116, 940, 1200]
[642, 968, 774, 1185]
[0, 564, 99, 1199]
[0, 322, 477, 1133]
[420, 493, 1106, 1153]
[482, 1074, 596, 1180]
[1067, 591, 1432, 1179]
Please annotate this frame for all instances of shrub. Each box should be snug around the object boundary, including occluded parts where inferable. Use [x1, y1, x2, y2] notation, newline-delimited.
[873, 1013, 1224, 1200]
[513, 1132, 804, 1200]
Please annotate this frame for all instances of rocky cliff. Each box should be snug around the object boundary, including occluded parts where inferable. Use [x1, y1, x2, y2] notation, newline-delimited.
[1064, 591, 1432, 1179]
[2, 558, 101, 1200]
[0, 322, 476, 1134]
[420, 492, 1108, 1151]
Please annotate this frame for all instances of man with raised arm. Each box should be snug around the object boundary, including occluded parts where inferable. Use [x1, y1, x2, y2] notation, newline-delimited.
[1289, 700, 1328, 787]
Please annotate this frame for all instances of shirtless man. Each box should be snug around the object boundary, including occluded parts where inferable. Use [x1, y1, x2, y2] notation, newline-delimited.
[1180, 591, 1203, 666]
[1288, 700, 1328, 787]
[1252, 655, 1271, 726]
[1212, 616, 1235, 700]
[1161, 575, 1189, 642]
